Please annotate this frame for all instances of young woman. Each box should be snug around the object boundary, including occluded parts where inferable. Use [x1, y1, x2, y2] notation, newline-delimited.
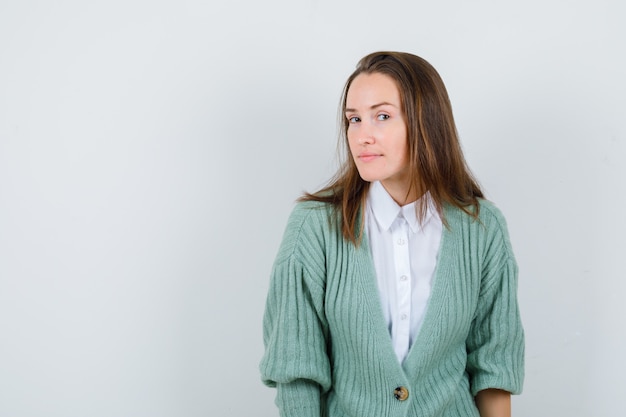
[260, 51, 524, 417]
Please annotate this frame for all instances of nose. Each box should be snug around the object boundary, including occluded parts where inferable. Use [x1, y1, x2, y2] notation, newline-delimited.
[357, 122, 375, 145]
[358, 136, 373, 145]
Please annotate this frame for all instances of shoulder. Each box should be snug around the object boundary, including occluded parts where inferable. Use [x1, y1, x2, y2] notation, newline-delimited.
[445, 199, 516, 261]
[476, 199, 511, 232]
[286, 200, 333, 226]
[444, 198, 509, 229]
[274, 200, 336, 265]
[476, 199, 517, 264]
[283, 200, 335, 242]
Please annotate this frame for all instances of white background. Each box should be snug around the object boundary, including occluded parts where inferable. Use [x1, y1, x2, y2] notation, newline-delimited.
[1, 0, 624, 416]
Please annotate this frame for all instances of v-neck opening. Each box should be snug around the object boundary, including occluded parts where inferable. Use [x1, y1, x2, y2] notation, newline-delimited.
[356, 205, 455, 372]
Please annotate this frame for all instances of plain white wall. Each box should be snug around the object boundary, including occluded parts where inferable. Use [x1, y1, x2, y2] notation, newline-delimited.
[1, 0, 624, 416]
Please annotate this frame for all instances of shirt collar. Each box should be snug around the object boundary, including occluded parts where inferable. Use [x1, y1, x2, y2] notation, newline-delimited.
[367, 181, 437, 233]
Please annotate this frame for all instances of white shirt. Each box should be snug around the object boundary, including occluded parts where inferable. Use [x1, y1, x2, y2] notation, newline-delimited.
[365, 181, 443, 363]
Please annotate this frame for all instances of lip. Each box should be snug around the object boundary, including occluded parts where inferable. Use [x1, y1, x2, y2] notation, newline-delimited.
[358, 152, 381, 162]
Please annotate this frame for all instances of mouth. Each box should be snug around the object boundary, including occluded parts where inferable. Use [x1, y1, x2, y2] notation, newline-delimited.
[358, 153, 381, 163]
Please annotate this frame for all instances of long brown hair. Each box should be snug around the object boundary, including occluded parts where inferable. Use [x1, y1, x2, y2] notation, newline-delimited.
[301, 51, 484, 244]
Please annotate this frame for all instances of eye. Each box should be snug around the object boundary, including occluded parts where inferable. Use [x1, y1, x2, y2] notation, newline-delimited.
[347, 116, 361, 123]
[377, 113, 390, 121]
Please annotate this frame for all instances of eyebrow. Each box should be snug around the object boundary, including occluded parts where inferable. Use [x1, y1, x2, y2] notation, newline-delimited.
[344, 102, 397, 113]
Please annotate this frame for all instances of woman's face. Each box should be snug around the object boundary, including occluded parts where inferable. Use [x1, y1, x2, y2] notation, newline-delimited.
[345, 72, 410, 197]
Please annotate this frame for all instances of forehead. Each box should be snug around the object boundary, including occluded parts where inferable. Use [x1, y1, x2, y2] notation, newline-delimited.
[346, 72, 401, 106]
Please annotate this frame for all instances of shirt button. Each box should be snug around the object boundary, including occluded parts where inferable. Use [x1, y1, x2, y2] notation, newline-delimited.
[400, 275, 408, 281]
[394, 386, 409, 401]
[396, 238, 406, 245]
[400, 313, 408, 320]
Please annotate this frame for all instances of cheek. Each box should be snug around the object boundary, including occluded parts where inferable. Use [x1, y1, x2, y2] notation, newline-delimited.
[346, 132, 358, 154]
[401, 140, 410, 158]
[394, 130, 409, 160]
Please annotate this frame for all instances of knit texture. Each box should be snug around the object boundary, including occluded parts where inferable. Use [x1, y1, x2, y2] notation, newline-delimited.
[260, 199, 524, 417]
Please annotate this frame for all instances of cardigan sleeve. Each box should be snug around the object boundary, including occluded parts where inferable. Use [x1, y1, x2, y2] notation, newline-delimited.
[465, 208, 525, 396]
[259, 205, 332, 417]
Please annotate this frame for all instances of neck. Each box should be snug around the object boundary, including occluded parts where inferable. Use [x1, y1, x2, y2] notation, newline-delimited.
[381, 180, 423, 206]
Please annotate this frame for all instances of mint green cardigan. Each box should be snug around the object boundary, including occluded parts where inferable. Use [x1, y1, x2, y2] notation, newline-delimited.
[260, 199, 524, 417]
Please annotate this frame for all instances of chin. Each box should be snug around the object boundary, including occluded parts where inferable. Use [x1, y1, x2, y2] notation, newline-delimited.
[356, 164, 391, 183]
[357, 173, 380, 183]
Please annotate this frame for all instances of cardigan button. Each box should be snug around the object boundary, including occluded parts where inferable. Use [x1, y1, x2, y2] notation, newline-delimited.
[394, 386, 409, 401]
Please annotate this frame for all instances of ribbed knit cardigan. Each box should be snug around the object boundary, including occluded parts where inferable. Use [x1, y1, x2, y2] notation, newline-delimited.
[260, 199, 524, 417]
